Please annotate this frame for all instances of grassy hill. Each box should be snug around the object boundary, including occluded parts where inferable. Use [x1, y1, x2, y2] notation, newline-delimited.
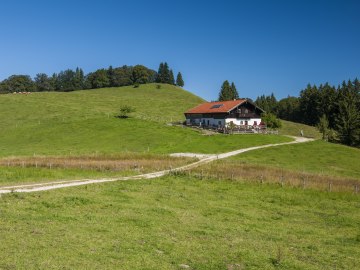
[0, 84, 291, 157]
[279, 120, 321, 139]
[0, 84, 359, 269]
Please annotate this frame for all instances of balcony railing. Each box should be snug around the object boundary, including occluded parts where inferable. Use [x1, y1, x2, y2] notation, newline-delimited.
[228, 113, 261, 118]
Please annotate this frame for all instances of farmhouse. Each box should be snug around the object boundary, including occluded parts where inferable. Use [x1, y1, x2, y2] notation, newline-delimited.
[184, 99, 265, 129]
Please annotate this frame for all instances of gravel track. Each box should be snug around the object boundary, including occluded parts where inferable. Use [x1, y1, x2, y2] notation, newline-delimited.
[0, 136, 313, 194]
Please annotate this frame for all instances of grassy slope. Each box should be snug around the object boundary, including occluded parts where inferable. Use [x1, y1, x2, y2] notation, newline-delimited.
[279, 120, 321, 139]
[229, 140, 360, 179]
[0, 177, 359, 269]
[0, 84, 291, 157]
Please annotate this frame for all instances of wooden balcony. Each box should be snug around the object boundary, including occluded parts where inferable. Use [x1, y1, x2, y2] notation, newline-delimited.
[228, 113, 261, 118]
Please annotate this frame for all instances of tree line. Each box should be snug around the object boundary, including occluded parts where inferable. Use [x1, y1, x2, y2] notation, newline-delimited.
[255, 79, 360, 147]
[0, 62, 184, 93]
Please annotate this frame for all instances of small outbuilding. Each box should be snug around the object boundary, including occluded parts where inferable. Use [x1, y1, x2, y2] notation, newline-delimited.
[184, 99, 265, 129]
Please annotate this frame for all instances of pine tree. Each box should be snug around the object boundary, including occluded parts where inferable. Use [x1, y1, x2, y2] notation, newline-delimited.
[156, 63, 164, 83]
[335, 80, 360, 146]
[218, 80, 233, 101]
[163, 62, 170, 83]
[230, 82, 239, 99]
[176, 72, 184, 87]
[156, 62, 171, 83]
[169, 69, 175, 85]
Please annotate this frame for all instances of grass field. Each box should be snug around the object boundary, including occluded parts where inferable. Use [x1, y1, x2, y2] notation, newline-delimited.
[0, 84, 291, 157]
[190, 140, 360, 192]
[0, 84, 293, 185]
[0, 176, 359, 269]
[279, 120, 321, 139]
[0, 84, 358, 269]
[230, 140, 360, 179]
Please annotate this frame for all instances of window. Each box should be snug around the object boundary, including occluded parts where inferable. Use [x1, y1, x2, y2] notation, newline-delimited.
[240, 121, 243, 125]
[210, 104, 223, 109]
[218, 121, 221, 125]
[245, 109, 249, 114]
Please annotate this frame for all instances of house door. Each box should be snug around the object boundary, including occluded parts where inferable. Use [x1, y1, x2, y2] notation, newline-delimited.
[254, 121, 257, 126]
[245, 120, 248, 125]
[207, 120, 210, 126]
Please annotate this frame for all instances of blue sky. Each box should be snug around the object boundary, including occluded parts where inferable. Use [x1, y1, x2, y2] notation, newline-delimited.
[1, 0, 359, 101]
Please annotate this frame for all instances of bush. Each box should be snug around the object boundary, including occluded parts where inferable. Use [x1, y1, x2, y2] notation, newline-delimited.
[262, 112, 282, 129]
[117, 105, 135, 118]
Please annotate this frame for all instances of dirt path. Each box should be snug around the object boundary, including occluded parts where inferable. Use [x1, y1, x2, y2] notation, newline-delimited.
[0, 136, 313, 194]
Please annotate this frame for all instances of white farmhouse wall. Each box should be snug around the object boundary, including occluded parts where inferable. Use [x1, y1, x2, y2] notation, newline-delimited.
[225, 118, 262, 126]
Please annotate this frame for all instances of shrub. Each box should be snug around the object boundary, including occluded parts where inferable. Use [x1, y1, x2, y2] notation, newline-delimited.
[117, 105, 135, 118]
[262, 112, 282, 129]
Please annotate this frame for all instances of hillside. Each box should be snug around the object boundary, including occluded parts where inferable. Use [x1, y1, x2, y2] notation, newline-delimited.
[0, 84, 291, 157]
[279, 119, 321, 139]
[1, 84, 359, 269]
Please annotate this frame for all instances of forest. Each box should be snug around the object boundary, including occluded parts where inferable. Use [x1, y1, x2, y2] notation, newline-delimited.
[255, 79, 360, 147]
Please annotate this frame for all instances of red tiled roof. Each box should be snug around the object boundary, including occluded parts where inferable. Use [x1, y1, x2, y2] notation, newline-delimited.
[185, 99, 247, 114]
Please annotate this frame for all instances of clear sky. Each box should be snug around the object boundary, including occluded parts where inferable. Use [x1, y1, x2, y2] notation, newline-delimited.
[1, 0, 359, 101]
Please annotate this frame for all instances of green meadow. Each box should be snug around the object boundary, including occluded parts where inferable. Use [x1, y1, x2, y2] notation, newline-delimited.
[230, 140, 360, 179]
[0, 84, 359, 269]
[279, 120, 321, 139]
[0, 84, 291, 157]
[0, 176, 359, 269]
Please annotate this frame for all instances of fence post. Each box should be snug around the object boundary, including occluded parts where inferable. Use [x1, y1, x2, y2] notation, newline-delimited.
[260, 175, 264, 184]
[355, 185, 359, 194]
[280, 175, 284, 187]
[328, 182, 332, 192]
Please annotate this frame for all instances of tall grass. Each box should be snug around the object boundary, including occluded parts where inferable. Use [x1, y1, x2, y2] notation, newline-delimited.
[0, 153, 194, 171]
[0, 153, 196, 186]
[190, 162, 360, 193]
